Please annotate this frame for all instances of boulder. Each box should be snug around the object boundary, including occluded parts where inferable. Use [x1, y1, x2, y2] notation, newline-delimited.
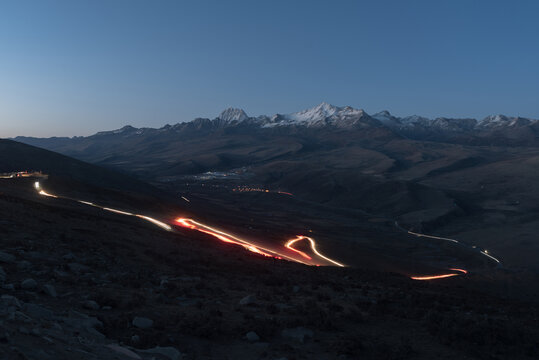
[21, 278, 37, 290]
[132, 317, 153, 329]
[239, 294, 256, 306]
[245, 331, 260, 342]
[281, 327, 313, 343]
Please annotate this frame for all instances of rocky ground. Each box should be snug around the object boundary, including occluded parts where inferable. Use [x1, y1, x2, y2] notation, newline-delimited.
[0, 180, 538, 359]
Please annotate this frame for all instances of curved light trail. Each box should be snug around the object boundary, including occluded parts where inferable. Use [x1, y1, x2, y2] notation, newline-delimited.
[175, 218, 300, 262]
[29, 180, 345, 267]
[285, 235, 345, 267]
[33, 181, 173, 232]
[411, 268, 468, 281]
[12, 178, 481, 278]
[174, 218, 346, 266]
[395, 221, 501, 264]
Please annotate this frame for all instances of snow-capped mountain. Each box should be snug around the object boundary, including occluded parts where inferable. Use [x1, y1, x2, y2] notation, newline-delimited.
[14, 102, 539, 149]
[87, 103, 537, 135]
[258, 102, 379, 129]
[217, 108, 249, 122]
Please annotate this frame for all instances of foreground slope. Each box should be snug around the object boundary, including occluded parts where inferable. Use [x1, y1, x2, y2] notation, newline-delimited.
[0, 177, 538, 359]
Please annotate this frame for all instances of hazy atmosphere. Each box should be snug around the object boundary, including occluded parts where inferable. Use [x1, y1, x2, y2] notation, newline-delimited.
[1, 0, 538, 137]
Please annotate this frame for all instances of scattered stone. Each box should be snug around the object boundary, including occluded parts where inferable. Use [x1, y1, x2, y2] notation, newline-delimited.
[17, 261, 32, 270]
[67, 262, 91, 273]
[42, 284, 57, 297]
[293, 285, 300, 293]
[131, 334, 140, 344]
[246, 331, 260, 342]
[281, 327, 314, 343]
[1, 284, 14, 291]
[83, 300, 100, 310]
[106, 344, 142, 360]
[275, 303, 292, 310]
[132, 316, 153, 329]
[21, 278, 37, 290]
[31, 327, 41, 336]
[23, 303, 54, 320]
[18, 326, 29, 335]
[0, 266, 6, 282]
[1, 295, 22, 308]
[0, 251, 15, 263]
[239, 294, 257, 306]
[138, 346, 182, 360]
[62, 253, 76, 261]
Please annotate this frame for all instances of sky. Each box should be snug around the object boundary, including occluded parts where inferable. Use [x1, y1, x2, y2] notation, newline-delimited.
[1, 0, 538, 137]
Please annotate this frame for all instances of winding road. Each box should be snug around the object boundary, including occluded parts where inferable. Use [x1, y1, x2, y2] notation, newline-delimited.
[33, 180, 345, 267]
[2, 176, 493, 280]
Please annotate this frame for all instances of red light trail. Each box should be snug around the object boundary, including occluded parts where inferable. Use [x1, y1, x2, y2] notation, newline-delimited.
[411, 268, 468, 280]
[3, 177, 476, 279]
[174, 218, 347, 266]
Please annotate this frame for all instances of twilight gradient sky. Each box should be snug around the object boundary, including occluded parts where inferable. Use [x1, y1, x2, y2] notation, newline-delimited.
[1, 0, 538, 137]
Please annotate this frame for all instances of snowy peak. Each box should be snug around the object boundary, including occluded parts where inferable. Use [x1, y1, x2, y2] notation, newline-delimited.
[286, 102, 364, 123]
[372, 110, 400, 127]
[287, 102, 339, 122]
[478, 114, 512, 128]
[218, 108, 249, 122]
[96, 125, 141, 136]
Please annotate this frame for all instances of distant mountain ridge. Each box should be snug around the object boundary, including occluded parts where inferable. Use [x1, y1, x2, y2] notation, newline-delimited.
[13, 102, 539, 148]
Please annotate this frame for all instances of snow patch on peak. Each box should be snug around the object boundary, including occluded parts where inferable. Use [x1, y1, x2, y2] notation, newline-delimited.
[218, 108, 249, 122]
[96, 125, 140, 136]
[285, 102, 364, 124]
[372, 110, 398, 126]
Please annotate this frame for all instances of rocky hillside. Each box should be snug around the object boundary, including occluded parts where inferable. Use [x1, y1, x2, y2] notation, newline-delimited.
[0, 178, 537, 359]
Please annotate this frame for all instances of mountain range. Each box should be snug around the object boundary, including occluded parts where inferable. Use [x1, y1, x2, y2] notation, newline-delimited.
[14, 102, 539, 148]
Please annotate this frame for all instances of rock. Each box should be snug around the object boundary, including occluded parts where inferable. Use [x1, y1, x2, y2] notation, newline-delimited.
[31, 327, 41, 336]
[17, 261, 32, 270]
[293, 285, 300, 293]
[21, 278, 37, 290]
[1, 295, 21, 308]
[53, 270, 70, 279]
[67, 262, 91, 273]
[0, 251, 15, 263]
[2, 284, 14, 291]
[18, 326, 29, 334]
[23, 303, 54, 320]
[275, 303, 292, 310]
[132, 316, 153, 329]
[42, 284, 57, 297]
[83, 300, 100, 310]
[245, 331, 260, 342]
[106, 344, 142, 360]
[239, 294, 257, 306]
[131, 334, 140, 344]
[281, 327, 314, 343]
[62, 253, 76, 261]
[139, 346, 182, 360]
[0, 266, 6, 282]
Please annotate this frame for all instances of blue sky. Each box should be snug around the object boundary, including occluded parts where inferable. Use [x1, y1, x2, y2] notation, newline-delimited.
[1, 0, 538, 137]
